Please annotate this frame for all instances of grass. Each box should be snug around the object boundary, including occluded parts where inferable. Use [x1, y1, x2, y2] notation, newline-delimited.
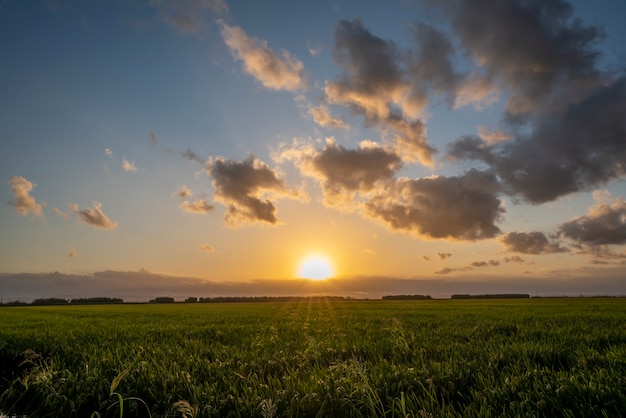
[0, 298, 625, 416]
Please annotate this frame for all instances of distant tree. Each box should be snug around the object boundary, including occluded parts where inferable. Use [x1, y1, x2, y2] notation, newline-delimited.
[3, 300, 28, 306]
[149, 297, 175, 304]
[451, 294, 529, 299]
[69, 297, 123, 305]
[185, 297, 198, 303]
[32, 298, 69, 305]
[382, 295, 432, 300]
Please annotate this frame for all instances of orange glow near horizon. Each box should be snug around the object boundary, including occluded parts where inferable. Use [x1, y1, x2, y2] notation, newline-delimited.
[297, 254, 335, 280]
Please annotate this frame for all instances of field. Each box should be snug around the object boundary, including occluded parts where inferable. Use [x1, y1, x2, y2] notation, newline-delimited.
[1, 298, 625, 417]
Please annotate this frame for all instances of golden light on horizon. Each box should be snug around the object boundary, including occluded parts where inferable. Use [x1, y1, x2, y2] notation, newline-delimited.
[297, 254, 334, 280]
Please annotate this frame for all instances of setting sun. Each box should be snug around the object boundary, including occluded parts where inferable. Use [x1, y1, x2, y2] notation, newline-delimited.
[297, 255, 334, 280]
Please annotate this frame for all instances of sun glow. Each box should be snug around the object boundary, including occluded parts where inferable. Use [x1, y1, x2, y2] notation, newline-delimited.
[297, 255, 334, 280]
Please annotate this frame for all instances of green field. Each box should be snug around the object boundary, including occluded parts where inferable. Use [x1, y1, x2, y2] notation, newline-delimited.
[1, 299, 626, 417]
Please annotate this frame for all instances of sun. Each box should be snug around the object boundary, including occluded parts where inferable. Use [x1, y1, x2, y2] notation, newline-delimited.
[297, 255, 334, 280]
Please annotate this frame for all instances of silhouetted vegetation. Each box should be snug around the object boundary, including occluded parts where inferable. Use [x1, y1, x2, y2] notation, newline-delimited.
[31, 298, 69, 305]
[451, 293, 530, 299]
[1, 300, 28, 306]
[382, 294, 432, 300]
[185, 297, 198, 303]
[149, 296, 175, 304]
[69, 297, 123, 305]
[196, 296, 349, 303]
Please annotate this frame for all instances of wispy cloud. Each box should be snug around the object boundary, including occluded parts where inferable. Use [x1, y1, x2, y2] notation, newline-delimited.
[7, 176, 45, 218]
[180, 199, 214, 214]
[70, 202, 118, 230]
[181, 148, 203, 163]
[147, 132, 159, 145]
[150, 0, 227, 33]
[309, 104, 349, 130]
[176, 185, 193, 199]
[199, 244, 214, 254]
[53, 208, 70, 219]
[220, 22, 308, 91]
[122, 158, 138, 172]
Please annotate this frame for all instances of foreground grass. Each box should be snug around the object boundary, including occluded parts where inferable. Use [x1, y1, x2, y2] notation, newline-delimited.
[1, 298, 625, 417]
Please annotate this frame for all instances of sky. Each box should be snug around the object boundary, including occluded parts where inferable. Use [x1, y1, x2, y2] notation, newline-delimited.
[2, 0, 626, 301]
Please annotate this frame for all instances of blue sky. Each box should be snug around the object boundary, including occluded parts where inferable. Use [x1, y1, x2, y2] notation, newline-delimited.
[2, 0, 626, 301]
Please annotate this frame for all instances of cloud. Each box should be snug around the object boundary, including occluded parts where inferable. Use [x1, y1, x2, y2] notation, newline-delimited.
[148, 132, 159, 145]
[220, 22, 308, 91]
[150, 0, 227, 33]
[309, 104, 349, 130]
[180, 199, 214, 214]
[557, 195, 626, 245]
[365, 169, 504, 241]
[208, 155, 301, 226]
[7, 176, 45, 218]
[182, 148, 203, 163]
[287, 140, 403, 208]
[363, 248, 376, 255]
[326, 19, 424, 120]
[53, 208, 70, 219]
[324, 19, 437, 166]
[105, 148, 115, 160]
[428, 0, 604, 119]
[70, 202, 118, 230]
[500, 231, 568, 254]
[199, 244, 214, 254]
[436, 0, 625, 205]
[449, 79, 626, 203]
[434, 266, 473, 275]
[471, 260, 500, 267]
[437, 253, 452, 260]
[504, 255, 526, 264]
[476, 126, 510, 144]
[68, 249, 77, 258]
[122, 158, 138, 172]
[176, 185, 193, 199]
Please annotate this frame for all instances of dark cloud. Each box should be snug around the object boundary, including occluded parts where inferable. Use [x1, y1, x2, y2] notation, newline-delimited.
[8, 176, 45, 218]
[449, 79, 626, 203]
[365, 169, 504, 240]
[437, 252, 452, 260]
[70, 202, 117, 230]
[471, 260, 500, 267]
[301, 142, 403, 207]
[500, 231, 568, 254]
[325, 19, 437, 165]
[504, 255, 526, 264]
[410, 22, 462, 98]
[209, 156, 301, 226]
[428, 0, 604, 118]
[557, 196, 626, 245]
[438, 0, 625, 204]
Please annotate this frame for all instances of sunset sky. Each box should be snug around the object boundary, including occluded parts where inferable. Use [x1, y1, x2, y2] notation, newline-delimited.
[2, 0, 626, 301]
